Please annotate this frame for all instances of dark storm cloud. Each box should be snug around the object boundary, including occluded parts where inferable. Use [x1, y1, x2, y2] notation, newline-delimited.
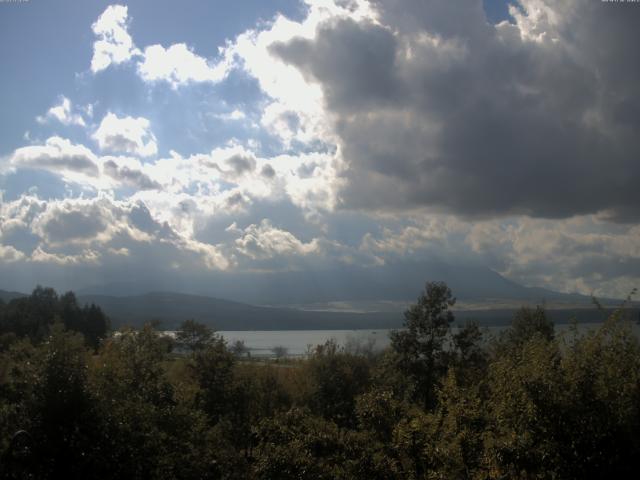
[271, 18, 399, 112]
[42, 210, 107, 243]
[226, 191, 248, 207]
[260, 163, 276, 179]
[0, 221, 41, 254]
[271, 0, 640, 220]
[103, 159, 161, 190]
[225, 153, 256, 176]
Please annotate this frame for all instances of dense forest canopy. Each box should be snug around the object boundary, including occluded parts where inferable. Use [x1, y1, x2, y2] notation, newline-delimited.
[1, 282, 639, 479]
[0, 286, 109, 350]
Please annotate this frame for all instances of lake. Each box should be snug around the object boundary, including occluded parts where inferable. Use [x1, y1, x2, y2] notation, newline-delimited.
[219, 329, 391, 357]
[216, 322, 640, 357]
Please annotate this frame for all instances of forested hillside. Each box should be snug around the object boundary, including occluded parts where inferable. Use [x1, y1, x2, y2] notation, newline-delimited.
[1, 282, 639, 479]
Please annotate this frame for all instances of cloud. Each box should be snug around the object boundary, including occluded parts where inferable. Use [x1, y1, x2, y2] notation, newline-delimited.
[1, 186, 638, 298]
[102, 157, 161, 190]
[261, 163, 276, 179]
[9, 136, 99, 182]
[36, 96, 86, 127]
[0, 195, 229, 271]
[5, 137, 163, 192]
[464, 215, 640, 298]
[137, 43, 232, 88]
[271, 17, 398, 112]
[0, 244, 25, 263]
[92, 112, 158, 157]
[41, 209, 108, 245]
[135, 145, 343, 220]
[90, 5, 233, 88]
[234, 219, 320, 262]
[0, 218, 41, 255]
[225, 152, 256, 177]
[242, 0, 640, 221]
[3, 0, 639, 299]
[91, 4, 141, 73]
[353, 211, 640, 299]
[214, 109, 246, 121]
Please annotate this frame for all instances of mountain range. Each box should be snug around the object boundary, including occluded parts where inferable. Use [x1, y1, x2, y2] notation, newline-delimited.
[73, 260, 596, 305]
[2, 261, 633, 330]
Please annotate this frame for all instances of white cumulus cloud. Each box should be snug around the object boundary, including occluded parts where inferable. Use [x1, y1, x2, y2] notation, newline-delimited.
[9, 136, 99, 183]
[92, 112, 158, 157]
[90, 5, 234, 88]
[137, 43, 233, 88]
[36, 96, 86, 127]
[91, 4, 141, 73]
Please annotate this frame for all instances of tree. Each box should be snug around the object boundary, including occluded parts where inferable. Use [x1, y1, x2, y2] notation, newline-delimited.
[0, 288, 108, 349]
[190, 336, 236, 424]
[303, 339, 371, 428]
[59, 291, 109, 350]
[452, 320, 487, 383]
[497, 306, 554, 352]
[230, 339, 249, 357]
[81, 303, 110, 351]
[88, 324, 197, 478]
[356, 388, 405, 443]
[59, 291, 83, 333]
[427, 369, 487, 478]
[1, 286, 58, 341]
[253, 408, 389, 479]
[30, 323, 101, 478]
[175, 319, 215, 352]
[271, 345, 288, 359]
[390, 281, 455, 409]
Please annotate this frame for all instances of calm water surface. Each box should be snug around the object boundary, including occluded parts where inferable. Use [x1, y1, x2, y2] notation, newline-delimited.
[219, 329, 390, 357]
[216, 322, 640, 357]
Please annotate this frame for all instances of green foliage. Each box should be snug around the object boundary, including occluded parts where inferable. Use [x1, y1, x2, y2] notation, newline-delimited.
[452, 321, 486, 365]
[176, 319, 215, 352]
[253, 408, 396, 479]
[81, 303, 110, 351]
[234, 363, 292, 421]
[0, 338, 38, 457]
[356, 387, 405, 443]
[428, 369, 487, 479]
[271, 345, 288, 358]
[485, 333, 565, 478]
[0, 286, 58, 341]
[30, 324, 100, 477]
[555, 315, 640, 478]
[484, 311, 640, 479]
[302, 339, 371, 428]
[0, 286, 109, 349]
[391, 406, 435, 478]
[390, 281, 455, 409]
[498, 305, 555, 350]
[89, 324, 217, 479]
[1, 281, 639, 479]
[190, 335, 236, 424]
[230, 339, 248, 357]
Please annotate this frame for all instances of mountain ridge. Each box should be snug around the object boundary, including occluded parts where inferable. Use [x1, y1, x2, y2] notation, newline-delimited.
[2, 261, 632, 330]
[3, 287, 633, 331]
[72, 260, 605, 306]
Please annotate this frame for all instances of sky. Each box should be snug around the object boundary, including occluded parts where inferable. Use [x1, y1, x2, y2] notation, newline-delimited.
[0, 0, 639, 301]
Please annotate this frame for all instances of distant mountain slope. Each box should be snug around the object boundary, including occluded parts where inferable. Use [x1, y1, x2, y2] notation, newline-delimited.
[5, 259, 632, 330]
[76, 291, 636, 331]
[77, 260, 599, 306]
[2, 288, 633, 330]
[77, 292, 402, 330]
[0, 289, 27, 303]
